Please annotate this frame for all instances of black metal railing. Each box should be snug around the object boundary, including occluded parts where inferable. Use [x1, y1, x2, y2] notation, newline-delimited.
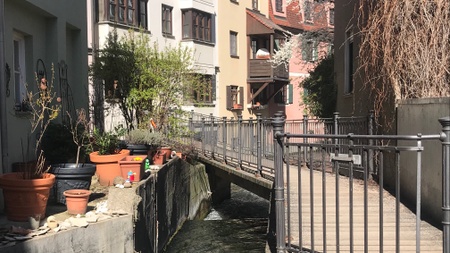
[272, 112, 449, 253]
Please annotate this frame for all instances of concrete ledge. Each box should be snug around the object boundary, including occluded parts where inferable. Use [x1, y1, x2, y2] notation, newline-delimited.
[2, 214, 134, 253]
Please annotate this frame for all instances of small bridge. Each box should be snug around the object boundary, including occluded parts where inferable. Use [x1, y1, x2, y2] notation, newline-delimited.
[182, 111, 450, 253]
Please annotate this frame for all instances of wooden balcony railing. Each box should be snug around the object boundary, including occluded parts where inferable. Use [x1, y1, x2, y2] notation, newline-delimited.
[248, 59, 289, 80]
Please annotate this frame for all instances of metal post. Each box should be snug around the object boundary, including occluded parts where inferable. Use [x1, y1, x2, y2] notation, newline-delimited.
[0, 0, 8, 172]
[439, 116, 450, 253]
[368, 110, 374, 176]
[210, 113, 215, 158]
[238, 115, 243, 169]
[333, 112, 340, 140]
[222, 116, 227, 163]
[201, 117, 205, 154]
[333, 112, 339, 174]
[272, 112, 286, 253]
[249, 117, 254, 155]
[257, 113, 262, 176]
[303, 115, 308, 168]
[189, 110, 194, 149]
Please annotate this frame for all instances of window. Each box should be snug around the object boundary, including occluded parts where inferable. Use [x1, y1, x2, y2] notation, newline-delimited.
[109, 0, 135, 25]
[275, 84, 294, 105]
[193, 75, 216, 104]
[13, 33, 27, 111]
[138, 0, 148, 29]
[275, 0, 283, 12]
[226, 86, 243, 110]
[329, 8, 334, 25]
[304, 0, 313, 23]
[230, 31, 238, 57]
[344, 30, 354, 94]
[252, 0, 258, 10]
[107, 0, 147, 28]
[162, 5, 172, 35]
[302, 39, 318, 62]
[182, 9, 214, 43]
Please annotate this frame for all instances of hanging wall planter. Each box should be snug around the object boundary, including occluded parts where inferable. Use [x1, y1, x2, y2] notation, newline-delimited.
[49, 163, 96, 204]
[63, 189, 91, 215]
[0, 172, 55, 222]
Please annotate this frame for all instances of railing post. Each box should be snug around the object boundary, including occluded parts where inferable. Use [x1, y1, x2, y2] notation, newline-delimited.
[257, 113, 262, 176]
[249, 117, 254, 155]
[368, 110, 374, 176]
[238, 115, 243, 169]
[272, 112, 286, 253]
[439, 116, 450, 253]
[333, 112, 339, 173]
[201, 116, 205, 154]
[334, 112, 340, 138]
[210, 113, 215, 158]
[303, 114, 308, 168]
[189, 110, 194, 148]
[223, 116, 227, 163]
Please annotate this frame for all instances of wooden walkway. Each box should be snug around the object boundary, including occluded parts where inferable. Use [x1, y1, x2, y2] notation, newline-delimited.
[285, 164, 443, 253]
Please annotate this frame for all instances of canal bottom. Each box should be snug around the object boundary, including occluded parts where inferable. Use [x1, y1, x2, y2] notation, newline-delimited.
[163, 184, 270, 253]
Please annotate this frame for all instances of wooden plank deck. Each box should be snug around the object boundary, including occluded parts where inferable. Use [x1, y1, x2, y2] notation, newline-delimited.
[285, 164, 443, 253]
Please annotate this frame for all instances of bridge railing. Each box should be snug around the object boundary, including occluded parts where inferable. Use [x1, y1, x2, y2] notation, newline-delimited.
[271, 112, 450, 253]
[184, 111, 373, 179]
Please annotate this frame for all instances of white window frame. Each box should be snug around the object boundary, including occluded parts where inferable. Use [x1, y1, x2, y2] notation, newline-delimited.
[13, 33, 26, 109]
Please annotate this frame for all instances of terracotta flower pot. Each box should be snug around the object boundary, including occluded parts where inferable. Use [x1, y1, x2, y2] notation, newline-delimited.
[0, 172, 55, 221]
[63, 189, 91, 215]
[152, 150, 167, 165]
[119, 155, 146, 182]
[89, 150, 130, 186]
[160, 146, 172, 160]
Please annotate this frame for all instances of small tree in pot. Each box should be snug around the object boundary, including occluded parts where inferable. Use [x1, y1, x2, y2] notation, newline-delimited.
[49, 108, 97, 204]
[0, 67, 60, 221]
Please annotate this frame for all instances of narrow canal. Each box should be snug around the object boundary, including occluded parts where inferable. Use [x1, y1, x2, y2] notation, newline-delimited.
[163, 184, 270, 253]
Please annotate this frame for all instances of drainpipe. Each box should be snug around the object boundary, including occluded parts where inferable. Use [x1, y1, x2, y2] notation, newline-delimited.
[0, 0, 8, 173]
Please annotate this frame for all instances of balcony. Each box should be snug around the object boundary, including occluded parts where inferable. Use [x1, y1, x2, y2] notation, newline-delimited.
[248, 59, 289, 81]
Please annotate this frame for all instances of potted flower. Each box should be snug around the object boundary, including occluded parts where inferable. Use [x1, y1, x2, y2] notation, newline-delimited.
[89, 126, 129, 186]
[0, 70, 60, 221]
[47, 109, 97, 204]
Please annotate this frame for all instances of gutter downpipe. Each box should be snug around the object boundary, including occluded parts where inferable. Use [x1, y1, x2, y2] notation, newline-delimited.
[0, 0, 8, 174]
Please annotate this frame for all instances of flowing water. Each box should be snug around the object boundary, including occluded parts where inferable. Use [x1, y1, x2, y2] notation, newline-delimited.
[163, 184, 270, 253]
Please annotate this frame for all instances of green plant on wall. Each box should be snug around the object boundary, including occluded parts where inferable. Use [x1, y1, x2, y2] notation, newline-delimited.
[301, 54, 336, 118]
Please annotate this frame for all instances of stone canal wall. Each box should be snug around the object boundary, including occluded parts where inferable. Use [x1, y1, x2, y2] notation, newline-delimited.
[134, 158, 211, 253]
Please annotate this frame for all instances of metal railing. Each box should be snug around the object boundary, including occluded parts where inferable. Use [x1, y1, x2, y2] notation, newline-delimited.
[184, 111, 373, 180]
[272, 112, 450, 253]
[180, 111, 450, 252]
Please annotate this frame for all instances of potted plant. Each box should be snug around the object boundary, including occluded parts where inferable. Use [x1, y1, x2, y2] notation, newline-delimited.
[125, 129, 168, 165]
[89, 126, 129, 186]
[0, 71, 60, 221]
[47, 109, 97, 204]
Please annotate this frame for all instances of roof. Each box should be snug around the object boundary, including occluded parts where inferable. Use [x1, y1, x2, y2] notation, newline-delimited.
[246, 8, 288, 35]
[268, 0, 327, 33]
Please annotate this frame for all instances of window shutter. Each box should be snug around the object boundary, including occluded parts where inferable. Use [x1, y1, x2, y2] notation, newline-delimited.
[288, 84, 293, 104]
[313, 41, 318, 61]
[226, 86, 233, 110]
[239, 86, 244, 105]
[212, 75, 216, 101]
